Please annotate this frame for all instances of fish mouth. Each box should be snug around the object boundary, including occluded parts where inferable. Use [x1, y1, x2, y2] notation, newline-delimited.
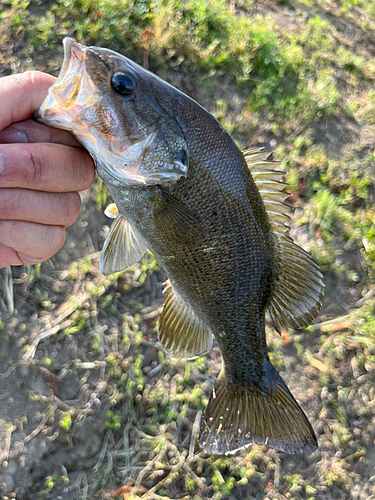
[48, 37, 85, 108]
[60, 38, 85, 81]
[36, 38, 189, 187]
[36, 38, 86, 122]
[36, 37, 100, 129]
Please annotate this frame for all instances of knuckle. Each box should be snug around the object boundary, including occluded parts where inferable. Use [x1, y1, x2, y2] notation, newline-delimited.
[23, 71, 39, 86]
[3, 71, 55, 129]
[26, 70, 45, 83]
[9, 71, 35, 90]
[24, 148, 44, 185]
[22, 70, 54, 89]
[7, 219, 17, 243]
[9, 189, 20, 214]
[0, 243, 23, 267]
[0, 220, 18, 248]
[0, 221, 65, 262]
[1, 190, 19, 220]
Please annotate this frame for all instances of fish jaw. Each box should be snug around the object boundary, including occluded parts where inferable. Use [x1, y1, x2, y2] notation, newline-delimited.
[36, 38, 189, 186]
[37, 38, 94, 130]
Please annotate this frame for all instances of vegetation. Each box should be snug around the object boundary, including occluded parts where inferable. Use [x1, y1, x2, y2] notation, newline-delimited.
[0, 0, 375, 499]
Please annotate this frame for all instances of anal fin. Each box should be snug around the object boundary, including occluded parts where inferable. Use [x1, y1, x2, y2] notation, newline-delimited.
[99, 214, 148, 275]
[158, 280, 213, 359]
[200, 362, 317, 455]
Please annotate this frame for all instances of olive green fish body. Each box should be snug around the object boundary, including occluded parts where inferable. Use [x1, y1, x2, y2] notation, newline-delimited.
[103, 103, 274, 386]
[37, 38, 324, 455]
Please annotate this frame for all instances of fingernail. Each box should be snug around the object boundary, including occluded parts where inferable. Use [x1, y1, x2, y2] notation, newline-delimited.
[0, 154, 4, 175]
[0, 128, 27, 144]
[17, 252, 43, 266]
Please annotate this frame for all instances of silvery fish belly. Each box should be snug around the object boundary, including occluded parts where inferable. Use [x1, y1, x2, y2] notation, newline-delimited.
[37, 38, 324, 456]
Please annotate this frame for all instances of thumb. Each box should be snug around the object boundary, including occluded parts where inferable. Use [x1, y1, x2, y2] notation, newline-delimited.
[0, 71, 56, 132]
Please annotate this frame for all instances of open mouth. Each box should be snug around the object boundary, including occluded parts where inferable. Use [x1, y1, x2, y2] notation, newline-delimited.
[60, 38, 84, 79]
[47, 38, 85, 108]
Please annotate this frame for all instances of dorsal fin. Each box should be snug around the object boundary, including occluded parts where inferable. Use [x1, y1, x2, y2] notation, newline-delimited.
[158, 280, 213, 359]
[243, 148, 324, 331]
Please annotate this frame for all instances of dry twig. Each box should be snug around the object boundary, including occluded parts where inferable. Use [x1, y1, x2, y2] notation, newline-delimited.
[23, 292, 89, 360]
[188, 410, 201, 459]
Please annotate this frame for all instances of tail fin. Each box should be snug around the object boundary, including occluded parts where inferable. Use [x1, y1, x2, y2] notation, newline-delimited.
[199, 364, 317, 455]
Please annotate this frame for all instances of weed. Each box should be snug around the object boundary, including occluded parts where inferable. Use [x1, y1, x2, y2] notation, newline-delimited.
[59, 411, 73, 431]
[105, 410, 122, 430]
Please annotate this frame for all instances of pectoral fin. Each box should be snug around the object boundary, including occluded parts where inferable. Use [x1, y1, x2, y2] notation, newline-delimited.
[158, 280, 213, 359]
[99, 214, 148, 275]
[153, 187, 206, 242]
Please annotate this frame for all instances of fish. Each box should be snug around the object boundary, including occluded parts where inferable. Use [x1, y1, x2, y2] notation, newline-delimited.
[36, 37, 324, 455]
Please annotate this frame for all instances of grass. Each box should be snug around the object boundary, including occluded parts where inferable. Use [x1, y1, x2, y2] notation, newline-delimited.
[1, 0, 375, 499]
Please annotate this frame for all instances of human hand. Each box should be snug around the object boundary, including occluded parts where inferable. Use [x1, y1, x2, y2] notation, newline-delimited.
[0, 71, 95, 268]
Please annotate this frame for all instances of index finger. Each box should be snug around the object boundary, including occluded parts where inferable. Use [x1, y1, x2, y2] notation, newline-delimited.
[0, 71, 55, 132]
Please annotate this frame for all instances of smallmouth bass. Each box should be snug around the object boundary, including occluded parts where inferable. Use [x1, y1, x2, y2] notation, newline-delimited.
[37, 38, 324, 455]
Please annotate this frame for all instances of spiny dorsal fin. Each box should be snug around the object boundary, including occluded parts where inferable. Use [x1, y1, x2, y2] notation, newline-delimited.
[243, 148, 324, 330]
[99, 214, 148, 275]
[158, 280, 213, 359]
[243, 148, 290, 237]
[200, 360, 317, 455]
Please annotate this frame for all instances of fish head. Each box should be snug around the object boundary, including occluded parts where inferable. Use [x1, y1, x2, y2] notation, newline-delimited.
[37, 37, 189, 185]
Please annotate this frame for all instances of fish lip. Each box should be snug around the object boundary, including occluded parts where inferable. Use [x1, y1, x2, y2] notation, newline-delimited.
[59, 37, 84, 80]
[35, 37, 87, 124]
[59, 37, 75, 80]
[51, 37, 85, 92]
[48, 38, 87, 110]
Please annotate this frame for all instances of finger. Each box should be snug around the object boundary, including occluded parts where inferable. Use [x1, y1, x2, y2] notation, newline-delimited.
[0, 189, 81, 227]
[0, 242, 24, 267]
[0, 142, 95, 192]
[0, 119, 82, 148]
[0, 220, 66, 265]
[0, 71, 56, 132]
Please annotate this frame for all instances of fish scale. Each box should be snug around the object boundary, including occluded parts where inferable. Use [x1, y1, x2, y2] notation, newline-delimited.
[36, 37, 324, 455]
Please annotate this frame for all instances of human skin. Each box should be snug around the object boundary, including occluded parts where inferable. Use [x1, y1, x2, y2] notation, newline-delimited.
[0, 71, 95, 268]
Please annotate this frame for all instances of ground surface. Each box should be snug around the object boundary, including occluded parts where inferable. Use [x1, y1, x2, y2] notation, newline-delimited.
[1, 1, 375, 499]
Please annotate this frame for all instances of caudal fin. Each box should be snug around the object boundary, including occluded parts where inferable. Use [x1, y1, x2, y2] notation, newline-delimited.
[200, 365, 317, 455]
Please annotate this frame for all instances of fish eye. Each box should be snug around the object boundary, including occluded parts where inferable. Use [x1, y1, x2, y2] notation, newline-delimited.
[110, 72, 136, 98]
